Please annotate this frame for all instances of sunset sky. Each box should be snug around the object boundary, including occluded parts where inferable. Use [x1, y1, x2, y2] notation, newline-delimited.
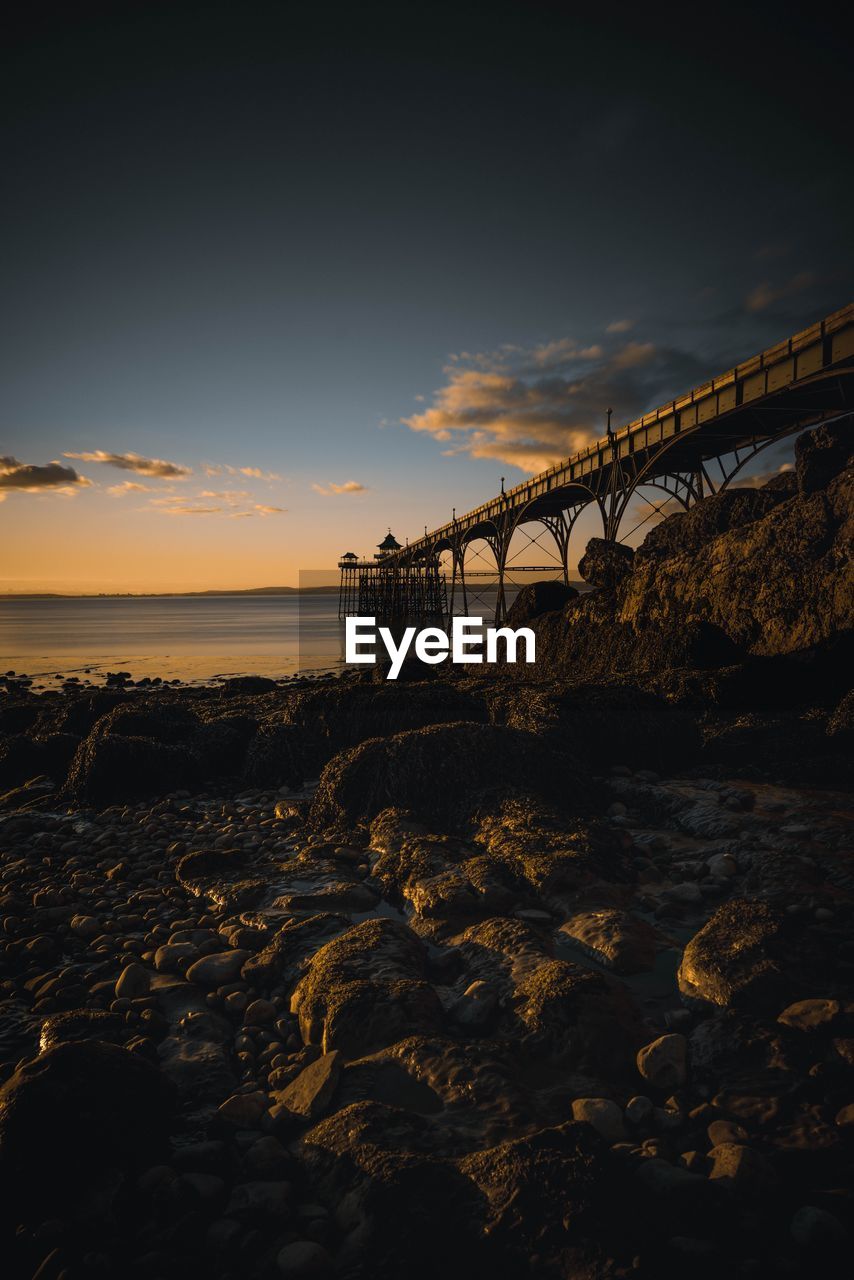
[2, 2, 852, 592]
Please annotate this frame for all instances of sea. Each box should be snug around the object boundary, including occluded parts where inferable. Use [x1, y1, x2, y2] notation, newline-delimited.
[0, 591, 511, 688]
[0, 594, 349, 688]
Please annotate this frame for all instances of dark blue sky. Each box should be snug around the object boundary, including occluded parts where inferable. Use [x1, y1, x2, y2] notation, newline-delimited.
[2, 2, 852, 588]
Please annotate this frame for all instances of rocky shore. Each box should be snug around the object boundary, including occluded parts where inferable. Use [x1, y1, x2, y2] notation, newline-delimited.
[1, 420, 852, 1279]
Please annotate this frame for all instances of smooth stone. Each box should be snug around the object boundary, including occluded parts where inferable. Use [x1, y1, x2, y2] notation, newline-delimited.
[115, 963, 150, 1000]
[154, 942, 199, 973]
[777, 998, 841, 1033]
[707, 1119, 748, 1147]
[625, 1095, 654, 1128]
[186, 950, 251, 987]
[571, 1097, 626, 1143]
[217, 1091, 269, 1128]
[636, 1034, 688, 1090]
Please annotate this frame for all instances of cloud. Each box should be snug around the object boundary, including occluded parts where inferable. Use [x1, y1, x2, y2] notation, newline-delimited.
[402, 336, 710, 472]
[0, 456, 91, 497]
[606, 319, 634, 334]
[744, 272, 815, 314]
[202, 463, 281, 481]
[255, 504, 286, 515]
[162, 505, 222, 516]
[107, 481, 151, 496]
[312, 480, 368, 496]
[198, 489, 251, 504]
[64, 449, 191, 478]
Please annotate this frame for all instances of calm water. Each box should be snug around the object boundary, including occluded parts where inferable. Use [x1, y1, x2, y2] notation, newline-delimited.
[0, 594, 349, 686]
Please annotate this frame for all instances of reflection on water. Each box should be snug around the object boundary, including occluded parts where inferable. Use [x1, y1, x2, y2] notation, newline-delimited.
[0, 594, 346, 685]
[0, 589, 520, 687]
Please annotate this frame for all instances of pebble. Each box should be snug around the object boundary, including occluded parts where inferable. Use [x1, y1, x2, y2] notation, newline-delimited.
[571, 1098, 626, 1143]
[636, 1034, 688, 1090]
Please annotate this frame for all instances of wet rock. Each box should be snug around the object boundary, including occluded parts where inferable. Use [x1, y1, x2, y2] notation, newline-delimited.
[242, 913, 350, 991]
[636, 1034, 688, 1090]
[274, 1050, 341, 1119]
[578, 537, 635, 589]
[453, 917, 645, 1076]
[558, 909, 666, 974]
[39, 1008, 127, 1053]
[0, 1041, 175, 1222]
[678, 900, 793, 1010]
[291, 918, 443, 1056]
[309, 721, 588, 833]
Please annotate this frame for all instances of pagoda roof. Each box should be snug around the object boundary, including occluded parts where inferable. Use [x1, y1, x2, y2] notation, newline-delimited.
[377, 531, 402, 550]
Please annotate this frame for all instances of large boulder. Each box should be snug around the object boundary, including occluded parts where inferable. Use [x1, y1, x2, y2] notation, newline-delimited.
[290, 918, 444, 1056]
[486, 681, 701, 770]
[459, 1122, 628, 1274]
[0, 1041, 175, 1224]
[678, 900, 800, 1011]
[622, 429, 853, 657]
[578, 537, 635, 589]
[795, 418, 854, 495]
[64, 732, 198, 805]
[532, 592, 742, 681]
[298, 1102, 484, 1280]
[635, 485, 794, 563]
[309, 721, 589, 833]
[506, 580, 578, 626]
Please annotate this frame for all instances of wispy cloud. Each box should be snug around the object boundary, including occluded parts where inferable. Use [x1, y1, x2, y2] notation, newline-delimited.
[403, 335, 709, 472]
[312, 480, 368, 496]
[744, 272, 814, 314]
[203, 463, 281, 481]
[65, 449, 191, 478]
[255, 504, 286, 515]
[161, 505, 222, 516]
[606, 318, 634, 334]
[107, 480, 151, 496]
[0, 456, 91, 499]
